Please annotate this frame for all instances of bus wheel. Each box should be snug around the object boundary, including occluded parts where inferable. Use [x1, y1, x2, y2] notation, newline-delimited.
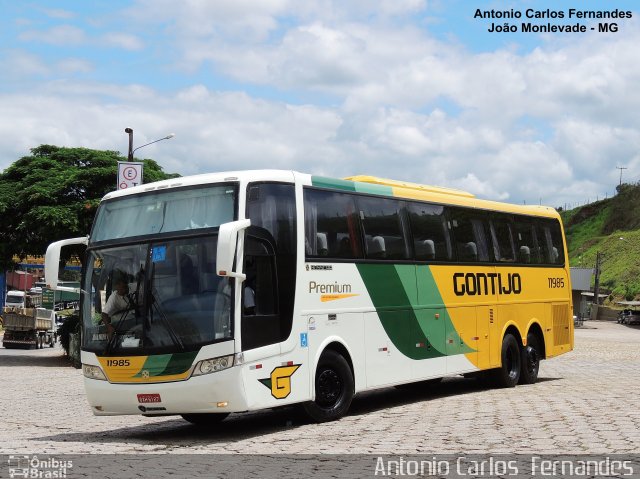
[181, 413, 229, 426]
[303, 350, 354, 423]
[493, 334, 521, 388]
[519, 332, 541, 385]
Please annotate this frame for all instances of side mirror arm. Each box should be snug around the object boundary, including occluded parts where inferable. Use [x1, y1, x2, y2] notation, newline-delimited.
[216, 219, 251, 281]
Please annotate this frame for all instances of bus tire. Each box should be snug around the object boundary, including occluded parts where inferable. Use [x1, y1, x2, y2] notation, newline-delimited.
[303, 350, 354, 423]
[493, 334, 521, 388]
[519, 331, 541, 385]
[181, 413, 229, 426]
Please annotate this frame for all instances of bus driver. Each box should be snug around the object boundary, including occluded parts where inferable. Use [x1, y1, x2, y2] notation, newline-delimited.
[100, 274, 136, 336]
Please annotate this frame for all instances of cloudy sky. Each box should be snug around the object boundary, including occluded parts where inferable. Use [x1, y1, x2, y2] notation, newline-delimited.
[1, 0, 639, 208]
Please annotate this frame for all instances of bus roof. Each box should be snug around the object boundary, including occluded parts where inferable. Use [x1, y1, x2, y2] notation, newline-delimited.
[345, 175, 476, 198]
[314, 174, 560, 219]
[101, 169, 559, 219]
[102, 170, 297, 201]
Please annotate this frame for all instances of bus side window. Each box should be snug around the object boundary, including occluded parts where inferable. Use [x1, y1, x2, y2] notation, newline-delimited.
[357, 196, 409, 260]
[407, 203, 452, 261]
[514, 218, 540, 264]
[449, 208, 490, 262]
[490, 215, 516, 262]
[542, 220, 565, 265]
[304, 189, 362, 259]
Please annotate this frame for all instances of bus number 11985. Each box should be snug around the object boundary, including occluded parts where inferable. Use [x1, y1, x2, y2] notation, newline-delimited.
[107, 359, 130, 367]
[548, 278, 565, 289]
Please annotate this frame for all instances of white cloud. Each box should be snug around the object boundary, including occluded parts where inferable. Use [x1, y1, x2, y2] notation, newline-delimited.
[4, 50, 50, 78]
[40, 8, 76, 20]
[553, 120, 640, 183]
[127, 0, 289, 40]
[56, 58, 93, 74]
[19, 25, 87, 46]
[101, 32, 144, 51]
[3, 1, 640, 209]
[18, 26, 144, 52]
[0, 84, 342, 179]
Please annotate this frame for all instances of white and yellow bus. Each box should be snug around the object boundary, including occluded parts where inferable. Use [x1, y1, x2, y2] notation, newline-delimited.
[45, 170, 573, 424]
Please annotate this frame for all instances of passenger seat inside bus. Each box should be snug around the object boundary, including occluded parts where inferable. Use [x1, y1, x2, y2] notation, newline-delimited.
[519, 245, 531, 263]
[422, 239, 436, 260]
[462, 242, 477, 261]
[368, 236, 386, 259]
[316, 233, 328, 256]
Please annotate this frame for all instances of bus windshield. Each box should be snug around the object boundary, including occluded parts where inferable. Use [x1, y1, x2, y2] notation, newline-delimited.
[82, 235, 233, 355]
[6, 294, 24, 304]
[91, 184, 237, 242]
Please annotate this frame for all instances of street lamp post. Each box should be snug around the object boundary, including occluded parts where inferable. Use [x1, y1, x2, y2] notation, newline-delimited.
[125, 128, 134, 161]
[124, 128, 175, 161]
[119, 129, 175, 190]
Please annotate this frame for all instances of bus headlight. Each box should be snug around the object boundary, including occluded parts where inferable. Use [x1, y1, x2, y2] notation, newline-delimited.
[192, 355, 234, 376]
[83, 364, 107, 381]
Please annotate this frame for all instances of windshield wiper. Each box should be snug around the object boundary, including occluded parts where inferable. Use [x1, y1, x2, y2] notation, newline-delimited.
[103, 307, 134, 355]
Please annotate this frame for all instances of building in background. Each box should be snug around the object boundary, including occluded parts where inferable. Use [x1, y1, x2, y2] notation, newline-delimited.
[570, 267, 594, 319]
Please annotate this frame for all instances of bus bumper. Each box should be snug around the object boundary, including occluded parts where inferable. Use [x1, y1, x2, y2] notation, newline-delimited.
[84, 367, 248, 416]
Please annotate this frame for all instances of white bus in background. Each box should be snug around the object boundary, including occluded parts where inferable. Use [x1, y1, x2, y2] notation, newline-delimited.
[45, 170, 572, 424]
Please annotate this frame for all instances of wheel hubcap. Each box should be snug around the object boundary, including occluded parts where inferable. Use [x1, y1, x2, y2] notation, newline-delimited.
[317, 369, 342, 407]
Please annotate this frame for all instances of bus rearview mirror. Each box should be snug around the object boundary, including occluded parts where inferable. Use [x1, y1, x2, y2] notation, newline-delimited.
[44, 237, 88, 291]
[216, 219, 251, 280]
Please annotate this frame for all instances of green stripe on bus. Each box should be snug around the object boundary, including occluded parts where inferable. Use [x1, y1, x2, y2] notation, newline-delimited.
[133, 351, 198, 378]
[311, 176, 394, 197]
[159, 351, 198, 376]
[357, 264, 473, 359]
[311, 176, 357, 192]
[357, 264, 444, 359]
[353, 182, 394, 196]
[134, 354, 172, 377]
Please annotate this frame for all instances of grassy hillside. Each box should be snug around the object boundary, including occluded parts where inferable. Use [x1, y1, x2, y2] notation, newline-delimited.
[561, 183, 640, 301]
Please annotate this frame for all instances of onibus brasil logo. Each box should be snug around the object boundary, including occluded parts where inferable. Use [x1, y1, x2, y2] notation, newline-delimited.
[8, 455, 73, 478]
[259, 364, 301, 399]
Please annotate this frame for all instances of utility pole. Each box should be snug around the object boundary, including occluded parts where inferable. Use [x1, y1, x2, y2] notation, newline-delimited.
[593, 251, 603, 308]
[616, 166, 627, 187]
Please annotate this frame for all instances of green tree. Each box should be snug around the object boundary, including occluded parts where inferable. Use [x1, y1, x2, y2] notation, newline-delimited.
[0, 145, 179, 270]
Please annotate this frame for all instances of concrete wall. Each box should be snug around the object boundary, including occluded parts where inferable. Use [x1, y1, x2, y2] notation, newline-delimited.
[591, 305, 619, 321]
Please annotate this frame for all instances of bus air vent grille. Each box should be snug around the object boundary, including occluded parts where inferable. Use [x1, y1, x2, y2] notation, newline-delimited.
[552, 304, 571, 346]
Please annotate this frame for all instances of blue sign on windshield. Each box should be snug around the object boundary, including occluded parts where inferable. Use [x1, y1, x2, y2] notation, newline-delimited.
[152, 245, 166, 262]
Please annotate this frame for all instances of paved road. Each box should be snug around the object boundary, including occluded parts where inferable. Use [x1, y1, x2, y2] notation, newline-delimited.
[0, 321, 639, 455]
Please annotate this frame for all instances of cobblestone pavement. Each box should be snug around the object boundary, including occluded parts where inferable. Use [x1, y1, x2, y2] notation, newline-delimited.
[0, 321, 639, 455]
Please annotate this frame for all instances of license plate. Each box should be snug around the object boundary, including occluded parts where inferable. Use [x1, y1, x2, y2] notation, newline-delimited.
[137, 393, 161, 403]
